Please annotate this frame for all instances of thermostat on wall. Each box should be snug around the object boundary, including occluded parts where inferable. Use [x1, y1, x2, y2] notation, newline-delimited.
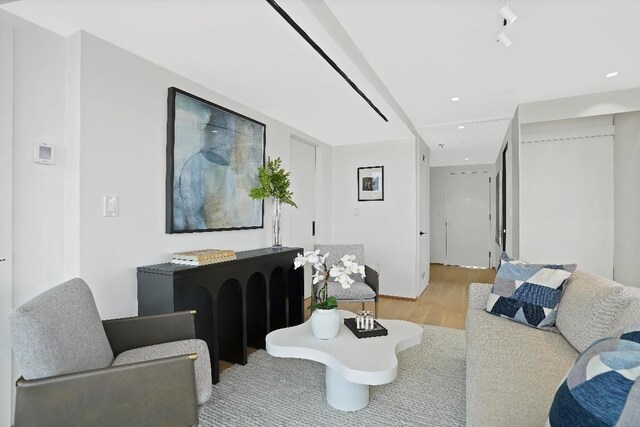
[34, 143, 55, 165]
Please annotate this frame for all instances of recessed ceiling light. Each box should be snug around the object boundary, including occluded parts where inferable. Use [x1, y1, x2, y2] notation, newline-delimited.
[212, 130, 218, 133]
[451, 97, 460, 102]
[465, 157, 470, 161]
[606, 71, 619, 78]
[458, 125, 465, 129]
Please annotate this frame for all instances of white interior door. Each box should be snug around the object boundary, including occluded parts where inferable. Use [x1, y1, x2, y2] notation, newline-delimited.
[289, 137, 316, 299]
[0, 20, 13, 425]
[417, 143, 430, 293]
[445, 172, 490, 268]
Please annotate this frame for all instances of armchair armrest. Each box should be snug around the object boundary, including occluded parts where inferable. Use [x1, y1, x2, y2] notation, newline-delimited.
[14, 355, 198, 427]
[364, 265, 379, 297]
[103, 311, 196, 357]
[468, 283, 493, 310]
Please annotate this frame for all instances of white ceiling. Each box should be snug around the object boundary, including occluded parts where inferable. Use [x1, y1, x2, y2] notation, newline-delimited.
[4, 0, 640, 165]
[324, 0, 640, 165]
[1, 0, 413, 146]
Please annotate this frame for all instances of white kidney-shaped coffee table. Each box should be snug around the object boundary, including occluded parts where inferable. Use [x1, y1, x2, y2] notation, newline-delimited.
[266, 310, 423, 411]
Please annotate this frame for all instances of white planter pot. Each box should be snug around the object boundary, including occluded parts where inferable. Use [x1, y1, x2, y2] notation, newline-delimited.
[310, 308, 340, 340]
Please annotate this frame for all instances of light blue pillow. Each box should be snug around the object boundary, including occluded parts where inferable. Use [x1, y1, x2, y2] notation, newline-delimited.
[486, 253, 576, 328]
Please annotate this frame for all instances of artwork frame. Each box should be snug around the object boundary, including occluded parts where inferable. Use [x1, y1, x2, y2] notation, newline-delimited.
[166, 87, 266, 233]
[357, 166, 384, 201]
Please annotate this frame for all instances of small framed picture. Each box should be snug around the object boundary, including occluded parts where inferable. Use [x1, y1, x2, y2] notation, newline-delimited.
[358, 166, 384, 201]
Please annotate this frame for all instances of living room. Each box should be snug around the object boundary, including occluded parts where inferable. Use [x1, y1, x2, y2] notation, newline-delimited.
[1, 1, 639, 426]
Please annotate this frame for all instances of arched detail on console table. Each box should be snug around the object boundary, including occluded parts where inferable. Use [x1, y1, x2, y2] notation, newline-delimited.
[288, 265, 304, 325]
[217, 278, 244, 366]
[269, 267, 287, 331]
[246, 272, 267, 349]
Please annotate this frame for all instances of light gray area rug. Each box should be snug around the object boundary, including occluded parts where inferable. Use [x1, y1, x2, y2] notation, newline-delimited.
[200, 325, 466, 426]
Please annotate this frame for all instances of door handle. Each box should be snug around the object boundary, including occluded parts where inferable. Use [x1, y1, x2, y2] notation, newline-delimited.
[0, 259, 5, 262]
[419, 231, 426, 236]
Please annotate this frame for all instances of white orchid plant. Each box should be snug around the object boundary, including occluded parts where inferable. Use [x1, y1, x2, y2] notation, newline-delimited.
[294, 250, 365, 311]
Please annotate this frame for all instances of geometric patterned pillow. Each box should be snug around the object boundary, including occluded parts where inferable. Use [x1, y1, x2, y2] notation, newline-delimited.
[486, 252, 577, 329]
[548, 324, 640, 426]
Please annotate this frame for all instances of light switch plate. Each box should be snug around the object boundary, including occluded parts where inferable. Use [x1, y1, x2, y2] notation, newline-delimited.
[103, 195, 119, 217]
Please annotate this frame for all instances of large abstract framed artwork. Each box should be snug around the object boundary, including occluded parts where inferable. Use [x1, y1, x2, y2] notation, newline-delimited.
[166, 87, 265, 233]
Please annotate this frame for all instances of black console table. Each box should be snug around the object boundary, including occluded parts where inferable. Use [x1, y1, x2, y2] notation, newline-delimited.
[137, 247, 304, 384]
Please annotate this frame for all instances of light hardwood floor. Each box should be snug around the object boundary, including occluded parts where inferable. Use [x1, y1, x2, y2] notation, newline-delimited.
[304, 264, 496, 330]
[220, 264, 495, 373]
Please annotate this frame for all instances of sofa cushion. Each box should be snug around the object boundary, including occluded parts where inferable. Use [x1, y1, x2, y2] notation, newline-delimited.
[486, 253, 576, 329]
[556, 270, 630, 353]
[8, 278, 114, 380]
[314, 244, 366, 282]
[112, 339, 211, 405]
[466, 310, 578, 427]
[548, 324, 640, 427]
[327, 281, 375, 301]
[610, 287, 640, 336]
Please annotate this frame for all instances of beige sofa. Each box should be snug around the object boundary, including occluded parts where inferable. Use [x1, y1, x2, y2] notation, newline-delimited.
[466, 270, 640, 427]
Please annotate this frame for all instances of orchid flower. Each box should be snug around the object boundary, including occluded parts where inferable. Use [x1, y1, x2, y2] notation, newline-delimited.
[294, 253, 307, 269]
[294, 250, 364, 308]
[312, 270, 326, 284]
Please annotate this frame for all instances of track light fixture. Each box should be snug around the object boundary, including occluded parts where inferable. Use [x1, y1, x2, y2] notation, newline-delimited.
[497, 31, 513, 48]
[499, 5, 518, 24]
[496, 3, 516, 48]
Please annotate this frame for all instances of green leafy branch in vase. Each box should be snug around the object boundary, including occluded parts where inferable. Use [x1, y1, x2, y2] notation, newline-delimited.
[248, 157, 297, 207]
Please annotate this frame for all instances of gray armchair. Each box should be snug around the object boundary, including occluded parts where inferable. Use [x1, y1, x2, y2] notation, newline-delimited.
[9, 278, 211, 427]
[313, 244, 380, 317]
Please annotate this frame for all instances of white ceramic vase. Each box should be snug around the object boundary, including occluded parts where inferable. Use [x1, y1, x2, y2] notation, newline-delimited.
[310, 308, 340, 340]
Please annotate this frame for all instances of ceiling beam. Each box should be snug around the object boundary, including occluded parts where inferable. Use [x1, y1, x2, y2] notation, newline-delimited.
[416, 116, 512, 130]
[300, 0, 420, 138]
[265, 0, 388, 122]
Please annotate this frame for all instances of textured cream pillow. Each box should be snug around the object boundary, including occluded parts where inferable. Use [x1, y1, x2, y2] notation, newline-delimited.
[556, 270, 629, 353]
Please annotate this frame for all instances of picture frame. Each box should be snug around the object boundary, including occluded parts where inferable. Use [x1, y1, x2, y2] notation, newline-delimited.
[166, 87, 266, 233]
[357, 166, 384, 201]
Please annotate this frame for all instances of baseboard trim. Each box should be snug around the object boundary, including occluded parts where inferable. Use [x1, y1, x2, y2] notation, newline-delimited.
[379, 294, 417, 301]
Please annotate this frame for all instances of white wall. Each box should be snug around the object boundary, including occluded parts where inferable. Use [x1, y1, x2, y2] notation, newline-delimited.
[416, 137, 430, 294]
[613, 111, 640, 287]
[0, 11, 14, 426]
[519, 87, 640, 125]
[78, 32, 333, 318]
[331, 139, 418, 298]
[3, 15, 333, 319]
[10, 15, 69, 309]
[520, 117, 614, 278]
[430, 163, 496, 266]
